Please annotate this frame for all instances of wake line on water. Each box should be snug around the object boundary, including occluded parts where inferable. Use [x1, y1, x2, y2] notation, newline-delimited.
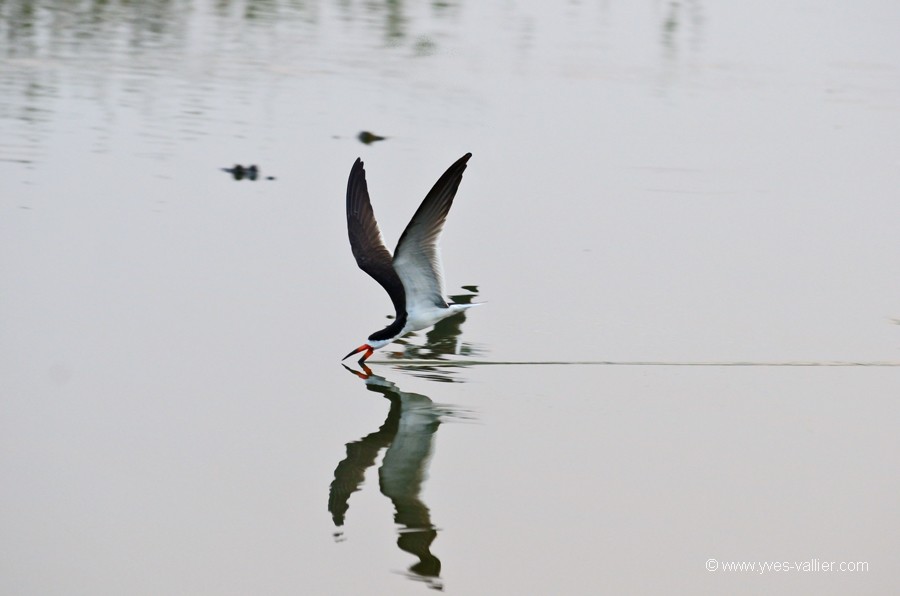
[367, 360, 900, 367]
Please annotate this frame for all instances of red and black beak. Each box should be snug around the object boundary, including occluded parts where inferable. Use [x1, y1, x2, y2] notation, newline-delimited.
[342, 344, 374, 363]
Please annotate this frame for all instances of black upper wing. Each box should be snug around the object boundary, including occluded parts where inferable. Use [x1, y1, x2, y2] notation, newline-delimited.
[346, 158, 407, 340]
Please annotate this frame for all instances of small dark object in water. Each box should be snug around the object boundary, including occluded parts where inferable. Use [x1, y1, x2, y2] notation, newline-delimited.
[222, 164, 265, 181]
[357, 131, 387, 145]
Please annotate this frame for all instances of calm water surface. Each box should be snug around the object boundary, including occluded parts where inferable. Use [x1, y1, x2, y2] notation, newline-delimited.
[2, 1, 899, 594]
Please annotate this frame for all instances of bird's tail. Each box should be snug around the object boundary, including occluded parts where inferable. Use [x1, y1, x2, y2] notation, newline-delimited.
[448, 302, 484, 313]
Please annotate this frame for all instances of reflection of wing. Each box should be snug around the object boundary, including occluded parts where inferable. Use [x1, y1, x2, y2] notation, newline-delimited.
[328, 395, 399, 526]
[380, 393, 440, 492]
[393, 153, 472, 313]
[379, 392, 442, 582]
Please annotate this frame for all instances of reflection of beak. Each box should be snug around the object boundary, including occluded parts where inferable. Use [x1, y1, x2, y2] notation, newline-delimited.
[342, 344, 374, 363]
[341, 363, 374, 380]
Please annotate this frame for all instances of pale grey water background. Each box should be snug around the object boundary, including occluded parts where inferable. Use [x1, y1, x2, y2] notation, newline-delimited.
[2, 0, 900, 594]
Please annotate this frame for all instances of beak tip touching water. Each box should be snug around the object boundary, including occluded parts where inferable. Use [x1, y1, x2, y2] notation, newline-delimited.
[342, 344, 374, 363]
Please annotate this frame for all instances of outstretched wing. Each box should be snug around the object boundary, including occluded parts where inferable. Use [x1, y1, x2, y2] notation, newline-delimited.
[392, 153, 472, 313]
[346, 158, 406, 324]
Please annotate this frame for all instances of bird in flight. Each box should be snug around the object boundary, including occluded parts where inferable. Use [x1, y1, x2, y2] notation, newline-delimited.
[342, 153, 478, 364]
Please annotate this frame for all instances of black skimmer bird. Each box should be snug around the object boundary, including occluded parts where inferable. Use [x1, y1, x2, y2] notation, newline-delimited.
[342, 153, 477, 364]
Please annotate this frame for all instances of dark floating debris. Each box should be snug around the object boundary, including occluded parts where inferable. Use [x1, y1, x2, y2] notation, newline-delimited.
[357, 131, 387, 145]
[221, 164, 275, 181]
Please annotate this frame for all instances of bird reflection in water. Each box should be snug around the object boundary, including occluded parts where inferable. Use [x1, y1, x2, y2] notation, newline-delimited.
[330, 366, 452, 590]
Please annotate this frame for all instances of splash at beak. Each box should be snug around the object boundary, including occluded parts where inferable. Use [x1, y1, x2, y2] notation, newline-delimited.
[342, 344, 374, 363]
